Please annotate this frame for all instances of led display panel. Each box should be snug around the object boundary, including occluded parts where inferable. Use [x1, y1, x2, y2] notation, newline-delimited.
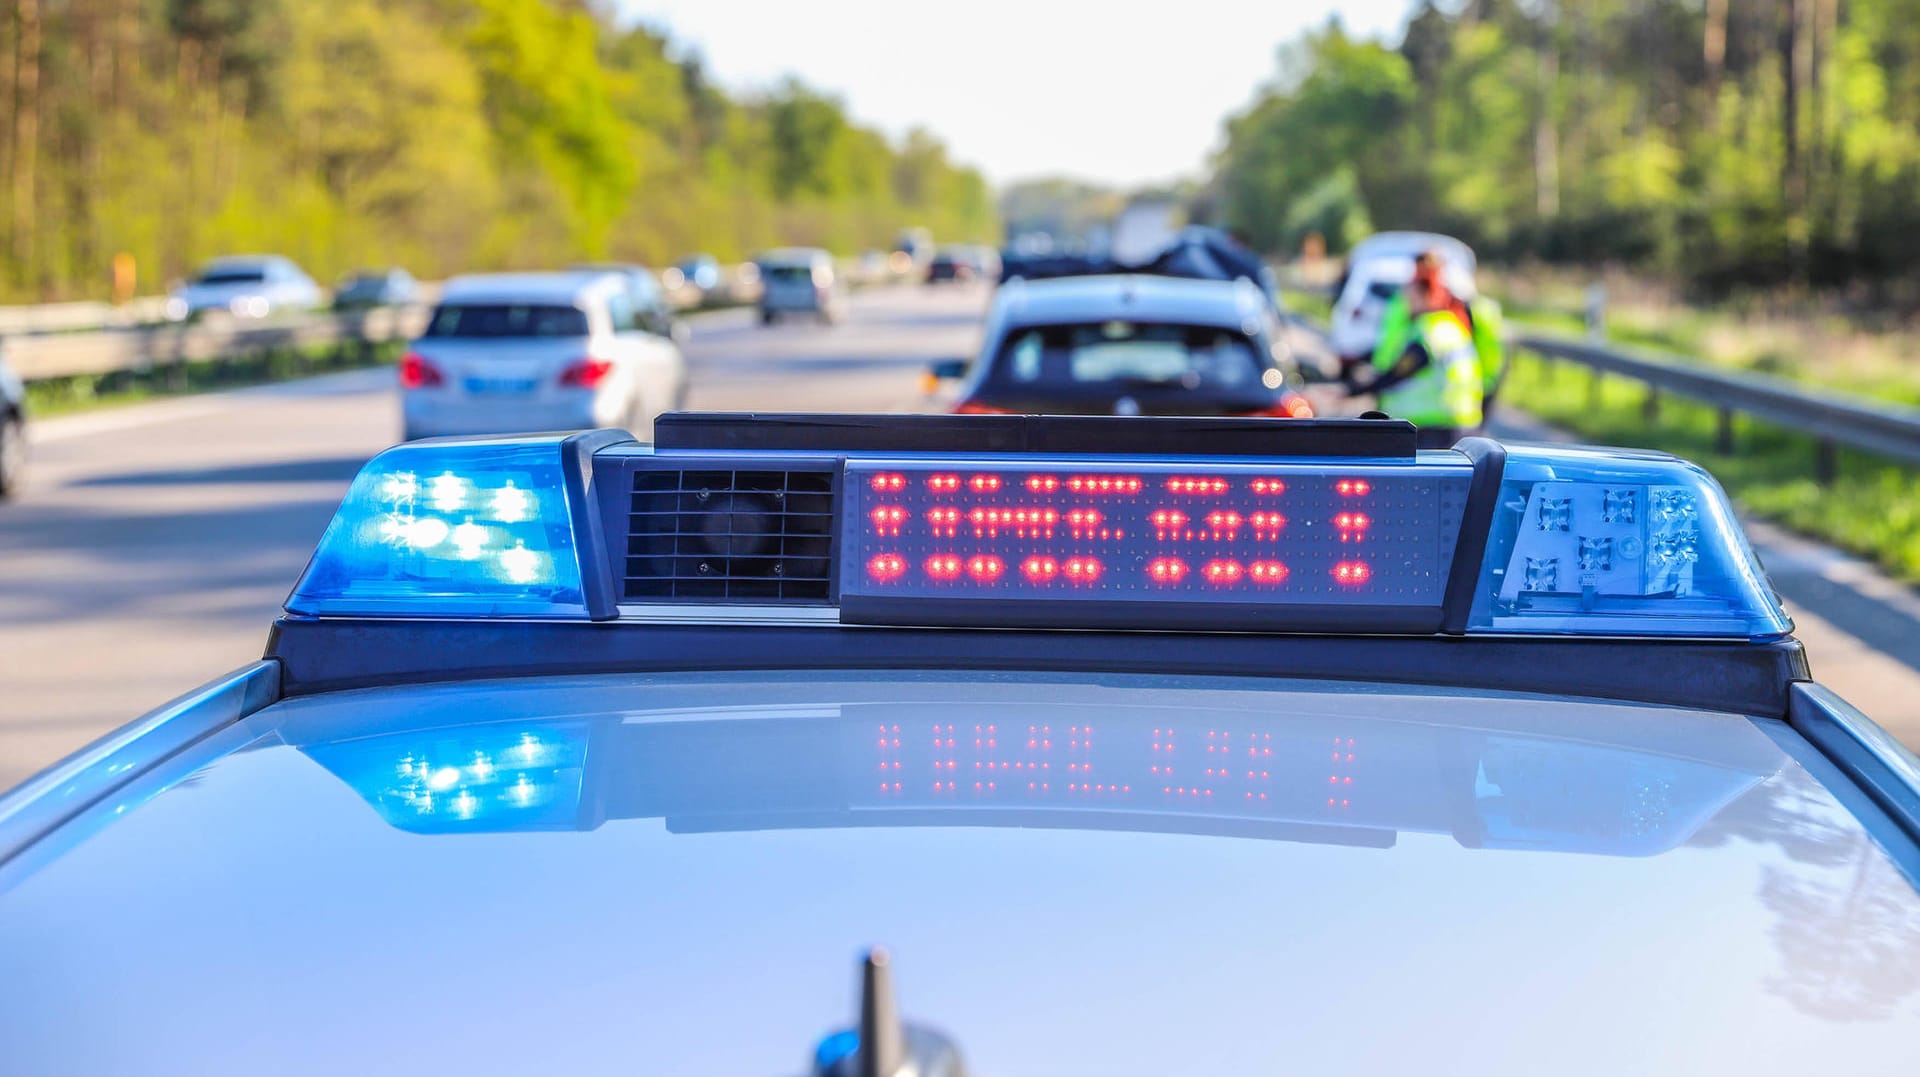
[840, 460, 1472, 629]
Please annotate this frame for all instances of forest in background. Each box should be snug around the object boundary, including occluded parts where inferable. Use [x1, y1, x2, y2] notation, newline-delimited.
[1214, 0, 1920, 298]
[0, 0, 998, 300]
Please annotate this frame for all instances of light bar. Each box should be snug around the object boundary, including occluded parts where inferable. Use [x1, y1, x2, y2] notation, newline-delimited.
[288, 427, 1791, 640]
[1467, 446, 1790, 638]
[839, 459, 1471, 631]
[287, 436, 588, 618]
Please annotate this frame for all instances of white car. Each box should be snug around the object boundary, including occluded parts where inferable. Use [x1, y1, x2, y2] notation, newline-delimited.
[400, 272, 689, 442]
[166, 255, 324, 321]
[1327, 232, 1477, 371]
[756, 248, 845, 325]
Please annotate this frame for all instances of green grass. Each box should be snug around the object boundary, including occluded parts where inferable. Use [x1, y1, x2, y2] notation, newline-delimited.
[25, 339, 404, 417]
[1504, 354, 1920, 582]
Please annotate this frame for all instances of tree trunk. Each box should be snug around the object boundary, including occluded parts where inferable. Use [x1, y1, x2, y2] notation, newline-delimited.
[1782, 0, 1810, 282]
[12, 0, 39, 281]
[1534, 32, 1559, 220]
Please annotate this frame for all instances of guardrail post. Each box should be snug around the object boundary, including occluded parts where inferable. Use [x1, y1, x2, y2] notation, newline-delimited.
[1642, 386, 1659, 422]
[1816, 439, 1839, 483]
[1715, 407, 1735, 454]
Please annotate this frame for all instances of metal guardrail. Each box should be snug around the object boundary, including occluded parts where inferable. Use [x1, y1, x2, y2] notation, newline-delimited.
[6, 306, 427, 381]
[1515, 331, 1920, 479]
[3, 258, 907, 384]
[0, 297, 174, 335]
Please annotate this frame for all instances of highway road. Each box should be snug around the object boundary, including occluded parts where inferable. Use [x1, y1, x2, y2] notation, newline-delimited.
[3, 282, 1919, 793]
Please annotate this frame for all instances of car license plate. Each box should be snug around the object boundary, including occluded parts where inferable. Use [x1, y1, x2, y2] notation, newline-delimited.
[464, 377, 536, 395]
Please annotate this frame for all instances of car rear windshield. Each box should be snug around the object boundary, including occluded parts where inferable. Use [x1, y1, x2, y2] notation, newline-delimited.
[424, 304, 589, 338]
[987, 322, 1265, 392]
[1366, 280, 1400, 300]
[764, 265, 813, 284]
[198, 268, 266, 285]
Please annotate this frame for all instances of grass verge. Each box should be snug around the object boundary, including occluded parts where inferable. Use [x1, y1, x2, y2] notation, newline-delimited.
[24, 338, 406, 418]
[1503, 353, 1920, 583]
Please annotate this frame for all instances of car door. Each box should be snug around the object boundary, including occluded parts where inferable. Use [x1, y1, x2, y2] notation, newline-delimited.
[604, 289, 681, 420]
[628, 275, 688, 408]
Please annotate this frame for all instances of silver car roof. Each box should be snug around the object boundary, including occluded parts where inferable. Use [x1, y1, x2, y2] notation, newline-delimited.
[2, 669, 1914, 1074]
[437, 271, 621, 307]
[993, 274, 1269, 331]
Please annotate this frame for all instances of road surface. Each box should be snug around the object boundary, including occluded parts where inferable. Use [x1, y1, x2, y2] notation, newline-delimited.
[2, 283, 1917, 793]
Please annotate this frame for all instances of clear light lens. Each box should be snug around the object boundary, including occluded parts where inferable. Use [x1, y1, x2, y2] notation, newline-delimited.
[1469, 446, 1790, 638]
[287, 437, 586, 617]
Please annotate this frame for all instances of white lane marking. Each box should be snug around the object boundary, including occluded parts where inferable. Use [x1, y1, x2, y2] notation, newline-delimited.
[28, 368, 394, 444]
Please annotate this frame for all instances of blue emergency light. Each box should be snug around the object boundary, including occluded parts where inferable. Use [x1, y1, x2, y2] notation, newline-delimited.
[284, 420, 1790, 639]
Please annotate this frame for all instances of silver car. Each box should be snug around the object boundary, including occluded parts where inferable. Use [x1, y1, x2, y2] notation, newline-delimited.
[165, 255, 324, 321]
[1327, 231, 1477, 368]
[757, 247, 845, 325]
[400, 271, 689, 441]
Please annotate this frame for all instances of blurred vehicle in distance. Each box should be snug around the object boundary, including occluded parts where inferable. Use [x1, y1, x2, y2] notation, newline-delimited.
[164, 255, 324, 321]
[931, 275, 1312, 418]
[0, 347, 25, 499]
[925, 246, 979, 284]
[673, 255, 721, 297]
[927, 245, 1004, 284]
[890, 227, 934, 275]
[856, 249, 892, 282]
[399, 272, 688, 442]
[568, 263, 685, 343]
[756, 248, 845, 325]
[1329, 232, 1477, 375]
[333, 268, 418, 310]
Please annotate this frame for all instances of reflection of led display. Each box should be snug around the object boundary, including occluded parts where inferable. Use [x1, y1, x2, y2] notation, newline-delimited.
[303, 709, 1768, 858]
[842, 462, 1466, 607]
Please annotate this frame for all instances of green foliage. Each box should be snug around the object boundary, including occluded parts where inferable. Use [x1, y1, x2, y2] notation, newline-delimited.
[1505, 355, 1920, 583]
[0, 0, 996, 299]
[1215, 0, 1920, 292]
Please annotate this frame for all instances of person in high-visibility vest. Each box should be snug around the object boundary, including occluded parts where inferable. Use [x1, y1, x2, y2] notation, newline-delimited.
[1355, 250, 1503, 448]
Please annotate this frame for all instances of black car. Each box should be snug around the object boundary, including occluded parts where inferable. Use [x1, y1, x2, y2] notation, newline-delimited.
[332, 268, 418, 309]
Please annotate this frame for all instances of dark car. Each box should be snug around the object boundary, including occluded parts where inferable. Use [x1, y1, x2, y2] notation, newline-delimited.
[332, 268, 418, 309]
[0, 346, 24, 498]
[936, 275, 1312, 418]
[925, 247, 979, 284]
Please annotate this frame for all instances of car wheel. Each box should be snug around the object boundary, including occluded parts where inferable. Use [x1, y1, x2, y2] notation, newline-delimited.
[0, 412, 26, 499]
[759, 309, 775, 327]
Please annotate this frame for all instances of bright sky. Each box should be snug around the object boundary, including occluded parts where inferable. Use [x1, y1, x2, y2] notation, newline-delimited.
[615, 1, 1412, 188]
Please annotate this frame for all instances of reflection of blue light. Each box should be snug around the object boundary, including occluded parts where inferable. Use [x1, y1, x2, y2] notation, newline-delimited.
[287, 437, 586, 617]
[1470, 736, 1755, 856]
[302, 721, 589, 834]
[814, 1030, 859, 1071]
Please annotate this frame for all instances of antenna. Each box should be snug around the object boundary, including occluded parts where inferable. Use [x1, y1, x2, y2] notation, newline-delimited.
[857, 947, 905, 1077]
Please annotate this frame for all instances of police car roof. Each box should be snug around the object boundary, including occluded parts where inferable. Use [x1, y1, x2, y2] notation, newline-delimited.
[2, 668, 1915, 1073]
[436, 271, 620, 306]
[997, 273, 1268, 330]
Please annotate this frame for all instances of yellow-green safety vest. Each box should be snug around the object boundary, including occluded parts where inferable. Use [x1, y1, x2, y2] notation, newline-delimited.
[1373, 306, 1484, 429]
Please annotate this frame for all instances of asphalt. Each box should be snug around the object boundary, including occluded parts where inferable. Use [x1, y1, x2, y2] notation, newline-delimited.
[1, 281, 1915, 793]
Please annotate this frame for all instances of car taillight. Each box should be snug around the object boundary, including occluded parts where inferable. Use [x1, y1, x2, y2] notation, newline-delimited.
[1245, 396, 1315, 419]
[558, 357, 615, 388]
[953, 400, 1014, 415]
[399, 352, 444, 389]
